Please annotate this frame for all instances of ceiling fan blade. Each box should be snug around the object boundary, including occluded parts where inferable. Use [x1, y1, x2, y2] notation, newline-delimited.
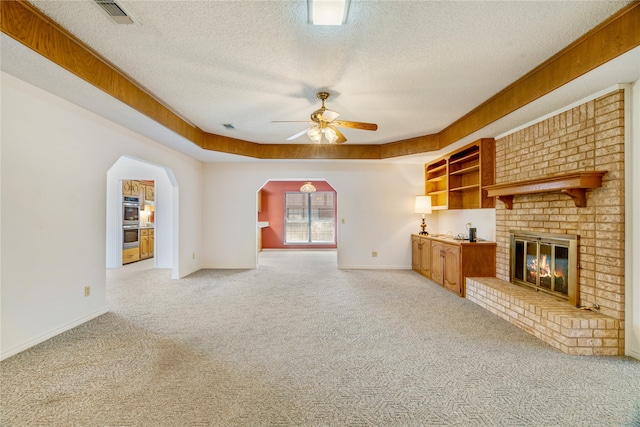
[333, 120, 378, 131]
[320, 109, 340, 122]
[287, 127, 312, 140]
[331, 126, 347, 144]
[272, 120, 313, 123]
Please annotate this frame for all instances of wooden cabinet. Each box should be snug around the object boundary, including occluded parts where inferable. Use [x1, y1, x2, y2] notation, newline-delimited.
[423, 138, 495, 210]
[414, 234, 496, 297]
[123, 247, 140, 264]
[140, 229, 150, 259]
[411, 234, 431, 278]
[425, 159, 448, 210]
[442, 244, 461, 295]
[149, 229, 154, 258]
[430, 240, 446, 286]
[140, 228, 154, 260]
[122, 180, 141, 196]
[430, 237, 496, 297]
[122, 180, 133, 196]
[144, 184, 154, 201]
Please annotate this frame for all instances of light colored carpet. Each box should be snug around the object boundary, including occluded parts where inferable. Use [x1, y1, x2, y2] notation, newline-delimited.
[2, 250, 639, 426]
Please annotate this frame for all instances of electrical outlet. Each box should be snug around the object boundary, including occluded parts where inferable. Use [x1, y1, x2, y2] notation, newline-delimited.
[192, 253, 196, 259]
[84, 286, 91, 297]
[372, 251, 378, 257]
[341, 218, 345, 224]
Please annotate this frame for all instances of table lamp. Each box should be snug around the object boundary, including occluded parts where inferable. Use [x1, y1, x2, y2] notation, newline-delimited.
[414, 195, 432, 235]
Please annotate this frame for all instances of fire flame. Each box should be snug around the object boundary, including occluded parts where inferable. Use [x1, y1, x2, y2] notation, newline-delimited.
[527, 255, 565, 283]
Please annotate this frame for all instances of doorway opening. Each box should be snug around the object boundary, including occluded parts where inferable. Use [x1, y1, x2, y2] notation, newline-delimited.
[257, 179, 338, 265]
[106, 155, 178, 278]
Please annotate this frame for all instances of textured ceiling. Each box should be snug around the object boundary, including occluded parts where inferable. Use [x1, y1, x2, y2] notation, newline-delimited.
[2, 0, 638, 161]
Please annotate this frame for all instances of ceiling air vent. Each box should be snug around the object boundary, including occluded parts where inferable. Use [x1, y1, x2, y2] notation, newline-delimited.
[93, 0, 134, 24]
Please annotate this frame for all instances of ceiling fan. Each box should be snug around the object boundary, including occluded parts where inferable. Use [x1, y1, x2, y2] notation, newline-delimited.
[274, 92, 378, 144]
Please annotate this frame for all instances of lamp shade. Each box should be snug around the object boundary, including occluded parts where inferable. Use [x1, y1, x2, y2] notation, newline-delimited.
[414, 195, 432, 214]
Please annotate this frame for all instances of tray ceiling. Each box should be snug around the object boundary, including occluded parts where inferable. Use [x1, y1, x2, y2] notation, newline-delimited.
[1, 0, 638, 162]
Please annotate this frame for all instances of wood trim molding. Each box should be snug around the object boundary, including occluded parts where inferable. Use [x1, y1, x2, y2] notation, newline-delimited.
[2, 0, 639, 160]
[438, 2, 640, 148]
[485, 171, 607, 209]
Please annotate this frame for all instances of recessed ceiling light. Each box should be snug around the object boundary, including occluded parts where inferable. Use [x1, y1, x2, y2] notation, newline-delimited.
[308, 0, 350, 25]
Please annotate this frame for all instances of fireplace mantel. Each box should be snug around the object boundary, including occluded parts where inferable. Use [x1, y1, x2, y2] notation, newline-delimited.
[485, 171, 607, 209]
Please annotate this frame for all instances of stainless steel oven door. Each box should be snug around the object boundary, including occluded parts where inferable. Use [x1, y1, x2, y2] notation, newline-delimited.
[123, 226, 140, 249]
[123, 204, 140, 226]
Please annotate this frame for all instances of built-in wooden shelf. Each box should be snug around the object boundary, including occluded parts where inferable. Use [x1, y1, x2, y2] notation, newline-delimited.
[485, 171, 607, 209]
[423, 138, 495, 210]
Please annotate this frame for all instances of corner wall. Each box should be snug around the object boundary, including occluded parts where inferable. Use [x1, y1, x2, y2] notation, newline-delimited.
[0, 73, 203, 359]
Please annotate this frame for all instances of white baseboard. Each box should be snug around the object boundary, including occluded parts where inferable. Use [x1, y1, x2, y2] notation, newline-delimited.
[338, 265, 411, 270]
[0, 306, 110, 361]
[198, 264, 255, 270]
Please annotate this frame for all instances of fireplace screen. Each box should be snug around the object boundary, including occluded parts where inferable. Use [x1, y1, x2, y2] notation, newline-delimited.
[510, 231, 578, 306]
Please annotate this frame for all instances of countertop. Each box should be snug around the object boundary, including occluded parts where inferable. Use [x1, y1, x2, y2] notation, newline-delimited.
[413, 233, 495, 245]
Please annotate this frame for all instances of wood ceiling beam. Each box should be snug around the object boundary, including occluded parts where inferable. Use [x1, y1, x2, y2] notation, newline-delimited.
[2, 0, 639, 160]
[438, 1, 640, 148]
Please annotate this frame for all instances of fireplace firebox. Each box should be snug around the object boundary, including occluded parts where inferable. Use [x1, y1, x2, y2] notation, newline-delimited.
[510, 231, 579, 306]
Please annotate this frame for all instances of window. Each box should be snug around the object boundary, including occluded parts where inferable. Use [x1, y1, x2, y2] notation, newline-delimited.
[285, 192, 335, 243]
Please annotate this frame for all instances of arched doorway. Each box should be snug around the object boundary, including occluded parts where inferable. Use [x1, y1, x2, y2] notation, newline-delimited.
[257, 179, 338, 265]
[106, 155, 178, 277]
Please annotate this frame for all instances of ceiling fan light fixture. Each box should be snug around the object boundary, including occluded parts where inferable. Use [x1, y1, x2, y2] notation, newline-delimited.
[324, 126, 338, 143]
[307, 126, 322, 143]
[309, 0, 350, 25]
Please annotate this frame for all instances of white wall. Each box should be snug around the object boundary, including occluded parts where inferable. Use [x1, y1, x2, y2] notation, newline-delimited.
[626, 79, 640, 359]
[202, 162, 426, 269]
[432, 209, 496, 241]
[106, 157, 174, 270]
[1, 73, 203, 359]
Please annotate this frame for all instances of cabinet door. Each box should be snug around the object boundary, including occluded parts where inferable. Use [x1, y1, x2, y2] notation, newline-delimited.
[140, 235, 149, 259]
[431, 242, 444, 285]
[443, 245, 461, 295]
[130, 181, 140, 196]
[419, 238, 431, 278]
[122, 180, 132, 196]
[145, 184, 155, 201]
[149, 230, 154, 258]
[411, 236, 421, 271]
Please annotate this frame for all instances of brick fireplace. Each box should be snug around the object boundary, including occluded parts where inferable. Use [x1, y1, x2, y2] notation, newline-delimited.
[467, 88, 626, 355]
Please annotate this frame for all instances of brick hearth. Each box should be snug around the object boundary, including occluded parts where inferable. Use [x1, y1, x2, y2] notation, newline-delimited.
[466, 277, 622, 355]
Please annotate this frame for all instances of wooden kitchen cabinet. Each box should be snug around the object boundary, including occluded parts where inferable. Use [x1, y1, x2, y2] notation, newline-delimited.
[149, 229, 154, 258]
[123, 247, 140, 264]
[140, 228, 154, 260]
[122, 180, 141, 196]
[411, 234, 431, 278]
[140, 229, 150, 259]
[429, 237, 496, 297]
[145, 184, 155, 201]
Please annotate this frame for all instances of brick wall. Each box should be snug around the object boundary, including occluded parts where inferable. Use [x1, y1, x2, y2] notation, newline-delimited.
[494, 90, 625, 325]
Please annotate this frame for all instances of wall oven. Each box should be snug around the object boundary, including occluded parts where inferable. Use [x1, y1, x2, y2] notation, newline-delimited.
[123, 196, 140, 226]
[123, 226, 140, 249]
